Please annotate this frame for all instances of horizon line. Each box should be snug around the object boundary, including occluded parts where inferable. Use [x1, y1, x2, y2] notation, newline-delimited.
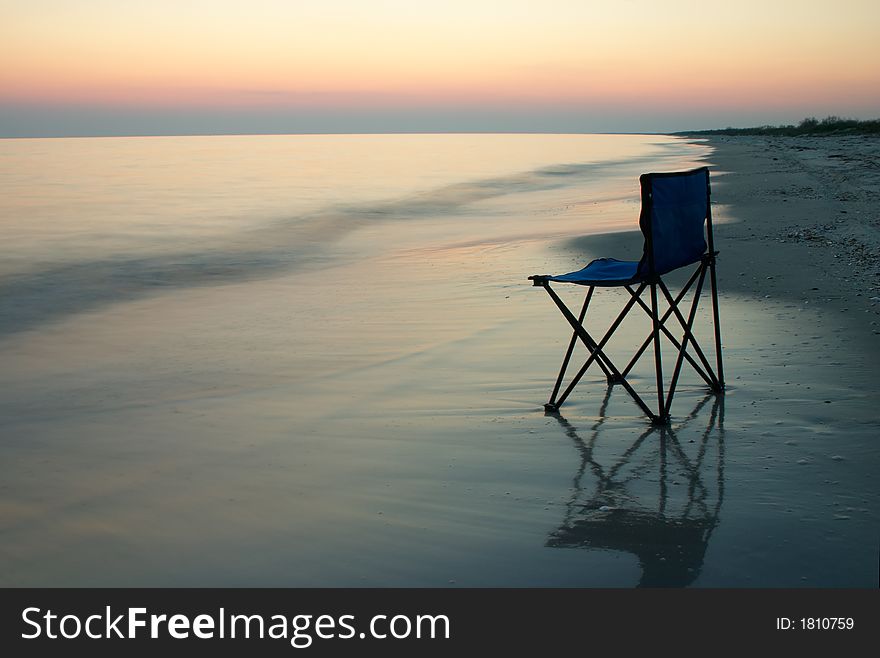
[0, 130, 682, 140]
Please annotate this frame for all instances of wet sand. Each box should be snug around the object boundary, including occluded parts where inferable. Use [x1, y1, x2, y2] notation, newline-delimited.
[0, 135, 877, 587]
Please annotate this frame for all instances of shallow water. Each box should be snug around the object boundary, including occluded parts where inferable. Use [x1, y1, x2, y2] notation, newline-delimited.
[0, 134, 876, 587]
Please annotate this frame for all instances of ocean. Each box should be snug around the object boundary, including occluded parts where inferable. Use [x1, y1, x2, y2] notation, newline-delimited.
[0, 134, 724, 586]
[0, 134, 706, 338]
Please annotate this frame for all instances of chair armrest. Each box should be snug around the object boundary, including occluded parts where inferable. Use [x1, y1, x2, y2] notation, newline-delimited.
[528, 275, 550, 286]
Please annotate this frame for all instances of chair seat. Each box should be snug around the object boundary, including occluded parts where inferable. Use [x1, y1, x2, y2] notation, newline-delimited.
[549, 258, 642, 286]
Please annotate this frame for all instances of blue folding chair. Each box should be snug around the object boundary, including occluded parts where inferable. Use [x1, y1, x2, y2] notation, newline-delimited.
[529, 167, 724, 424]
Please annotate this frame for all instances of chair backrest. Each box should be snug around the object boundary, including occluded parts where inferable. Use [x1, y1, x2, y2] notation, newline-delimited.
[636, 167, 711, 278]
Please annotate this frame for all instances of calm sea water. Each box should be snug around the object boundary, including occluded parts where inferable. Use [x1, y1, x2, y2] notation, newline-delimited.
[1, 134, 735, 587]
[2, 135, 878, 588]
[0, 134, 706, 338]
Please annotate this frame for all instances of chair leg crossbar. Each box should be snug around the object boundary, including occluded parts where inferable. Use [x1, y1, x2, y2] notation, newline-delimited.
[537, 258, 724, 424]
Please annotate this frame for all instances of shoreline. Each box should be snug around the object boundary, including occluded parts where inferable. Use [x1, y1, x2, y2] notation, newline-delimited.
[568, 134, 880, 339]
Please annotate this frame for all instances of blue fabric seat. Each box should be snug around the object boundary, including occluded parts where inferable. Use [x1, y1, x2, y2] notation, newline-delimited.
[528, 167, 724, 424]
[549, 258, 641, 286]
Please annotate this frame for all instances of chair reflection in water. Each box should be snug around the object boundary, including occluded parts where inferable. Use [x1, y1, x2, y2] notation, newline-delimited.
[546, 392, 725, 587]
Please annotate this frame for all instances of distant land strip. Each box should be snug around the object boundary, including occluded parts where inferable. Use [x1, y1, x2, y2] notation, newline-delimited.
[675, 116, 880, 137]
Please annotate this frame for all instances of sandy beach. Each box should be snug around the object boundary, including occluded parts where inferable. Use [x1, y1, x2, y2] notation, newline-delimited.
[0, 134, 877, 587]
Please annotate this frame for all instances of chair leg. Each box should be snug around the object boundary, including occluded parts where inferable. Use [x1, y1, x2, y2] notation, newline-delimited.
[662, 267, 707, 418]
[545, 286, 617, 410]
[537, 271, 720, 425]
[624, 276, 717, 389]
[541, 282, 655, 418]
[656, 274, 721, 392]
[548, 288, 594, 409]
[708, 257, 725, 391]
[649, 282, 668, 424]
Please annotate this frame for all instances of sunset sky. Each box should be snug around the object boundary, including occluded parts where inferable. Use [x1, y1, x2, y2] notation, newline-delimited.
[2, 0, 878, 136]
